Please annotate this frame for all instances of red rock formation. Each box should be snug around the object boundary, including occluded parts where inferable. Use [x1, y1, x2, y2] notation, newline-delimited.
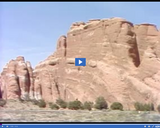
[1, 56, 33, 100]
[33, 17, 160, 110]
[26, 61, 34, 100]
[1, 17, 160, 110]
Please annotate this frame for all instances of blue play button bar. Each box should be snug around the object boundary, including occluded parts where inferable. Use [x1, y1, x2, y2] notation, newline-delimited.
[75, 58, 86, 66]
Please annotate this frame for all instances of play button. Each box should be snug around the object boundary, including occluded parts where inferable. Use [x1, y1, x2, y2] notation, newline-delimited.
[75, 58, 86, 66]
[79, 60, 82, 64]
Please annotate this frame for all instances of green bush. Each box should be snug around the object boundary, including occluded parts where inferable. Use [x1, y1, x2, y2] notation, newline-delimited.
[83, 101, 93, 110]
[0, 99, 6, 107]
[110, 102, 123, 111]
[32, 99, 39, 105]
[38, 100, 46, 108]
[134, 102, 143, 111]
[143, 104, 151, 111]
[68, 100, 83, 110]
[150, 103, 154, 111]
[56, 98, 67, 108]
[134, 102, 154, 111]
[157, 104, 160, 113]
[50, 103, 60, 110]
[94, 96, 108, 110]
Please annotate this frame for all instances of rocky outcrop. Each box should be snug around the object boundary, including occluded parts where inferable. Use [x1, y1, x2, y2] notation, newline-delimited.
[33, 17, 160, 110]
[1, 17, 160, 110]
[0, 56, 33, 100]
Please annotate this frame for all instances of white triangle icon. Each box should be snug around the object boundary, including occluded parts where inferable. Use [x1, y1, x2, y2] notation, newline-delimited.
[79, 60, 82, 64]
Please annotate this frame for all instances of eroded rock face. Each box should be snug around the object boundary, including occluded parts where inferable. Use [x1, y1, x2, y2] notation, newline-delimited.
[1, 17, 160, 110]
[33, 17, 160, 110]
[26, 61, 34, 100]
[0, 56, 33, 100]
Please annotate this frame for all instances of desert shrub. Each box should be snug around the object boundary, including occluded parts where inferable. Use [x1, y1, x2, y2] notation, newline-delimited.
[0, 99, 6, 107]
[143, 104, 151, 111]
[134, 102, 154, 111]
[83, 101, 93, 110]
[68, 100, 83, 110]
[110, 102, 123, 111]
[157, 104, 160, 113]
[50, 103, 60, 110]
[48, 102, 53, 106]
[94, 96, 108, 110]
[56, 98, 67, 108]
[18, 98, 32, 103]
[38, 100, 46, 108]
[19, 98, 25, 103]
[32, 99, 39, 105]
[134, 102, 143, 111]
[150, 103, 154, 111]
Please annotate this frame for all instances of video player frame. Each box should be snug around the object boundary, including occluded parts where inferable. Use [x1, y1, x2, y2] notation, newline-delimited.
[1, 1, 160, 126]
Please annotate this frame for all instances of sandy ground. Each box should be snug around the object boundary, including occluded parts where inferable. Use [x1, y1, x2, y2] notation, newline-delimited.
[0, 100, 160, 122]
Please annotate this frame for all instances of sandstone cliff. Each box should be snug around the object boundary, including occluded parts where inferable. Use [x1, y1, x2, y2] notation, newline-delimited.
[0, 56, 34, 100]
[1, 17, 160, 110]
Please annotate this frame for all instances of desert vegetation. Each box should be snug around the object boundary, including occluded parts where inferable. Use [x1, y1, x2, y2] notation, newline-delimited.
[38, 100, 46, 108]
[157, 104, 160, 113]
[110, 102, 123, 111]
[134, 102, 154, 111]
[1, 98, 159, 122]
[56, 98, 67, 109]
[68, 99, 83, 110]
[0, 99, 6, 107]
[30, 99, 46, 108]
[25, 97, 158, 113]
[49, 103, 60, 110]
[83, 101, 93, 110]
[94, 96, 108, 110]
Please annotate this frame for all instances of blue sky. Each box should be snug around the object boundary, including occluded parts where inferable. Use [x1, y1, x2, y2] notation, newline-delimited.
[1, 2, 160, 72]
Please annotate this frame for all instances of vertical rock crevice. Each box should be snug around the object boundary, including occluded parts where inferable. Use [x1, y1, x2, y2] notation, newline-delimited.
[56, 35, 67, 57]
[54, 77, 60, 99]
[128, 35, 141, 67]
